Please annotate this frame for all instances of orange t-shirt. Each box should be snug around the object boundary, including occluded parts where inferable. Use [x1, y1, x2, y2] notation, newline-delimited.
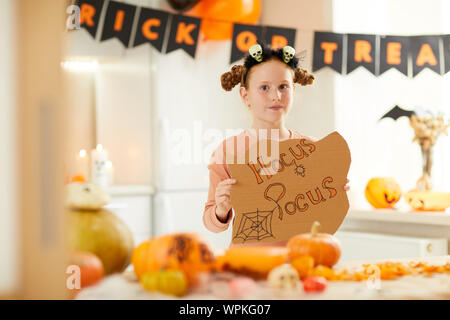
[202, 129, 317, 247]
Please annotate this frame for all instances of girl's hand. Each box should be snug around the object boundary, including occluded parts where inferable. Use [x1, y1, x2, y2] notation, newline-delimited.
[215, 178, 237, 221]
[343, 179, 350, 191]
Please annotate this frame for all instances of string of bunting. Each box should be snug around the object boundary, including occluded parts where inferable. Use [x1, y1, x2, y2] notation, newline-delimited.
[70, 0, 450, 77]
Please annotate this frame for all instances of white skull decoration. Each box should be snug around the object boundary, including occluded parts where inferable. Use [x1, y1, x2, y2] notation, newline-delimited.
[249, 44, 263, 62]
[282, 45, 295, 63]
[267, 264, 300, 290]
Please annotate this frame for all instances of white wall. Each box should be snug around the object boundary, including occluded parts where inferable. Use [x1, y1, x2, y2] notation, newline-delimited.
[65, 0, 450, 205]
[332, 0, 450, 208]
[95, 44, 153, 185]
[261, 0, 336, 140]
[65, 0, 157, 185]
[63, 70, 97, 177]
[0, 0, 18, 294]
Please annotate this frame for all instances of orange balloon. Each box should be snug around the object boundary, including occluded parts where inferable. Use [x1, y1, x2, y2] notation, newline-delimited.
[185, 0, 261, 41]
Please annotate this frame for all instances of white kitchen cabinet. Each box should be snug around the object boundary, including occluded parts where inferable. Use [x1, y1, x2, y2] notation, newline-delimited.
[337, 208, 450, 261]
[335, 231, 448, 262]
[104, 185, 154, 246]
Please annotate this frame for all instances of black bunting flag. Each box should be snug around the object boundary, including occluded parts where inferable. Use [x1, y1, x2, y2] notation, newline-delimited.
[409, 36, 441, 77]
[313, 32, 343, 74]
[165, 14, 201, 58]
[230, 23, 264, 64]
[101, 0, 137, 47]
[75, 0, 105, 39]
[263, 26, 296, 50]
[68, 2, 450, 77]
[133, 7, 169, 52]
[347, 34, 376, 75]
[379, 35, 408, 76]
[443, 35, 450, 75]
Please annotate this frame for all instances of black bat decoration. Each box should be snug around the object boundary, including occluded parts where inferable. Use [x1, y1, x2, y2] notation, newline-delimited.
[379, 105, 416, 121]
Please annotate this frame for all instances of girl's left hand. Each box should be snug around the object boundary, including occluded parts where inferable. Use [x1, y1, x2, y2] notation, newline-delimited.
[343, 179, 350, 191]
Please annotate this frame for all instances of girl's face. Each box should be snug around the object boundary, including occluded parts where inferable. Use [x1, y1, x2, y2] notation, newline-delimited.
[239, 59, 295, 126]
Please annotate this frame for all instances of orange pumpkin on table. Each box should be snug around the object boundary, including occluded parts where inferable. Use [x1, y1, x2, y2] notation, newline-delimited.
[365, 177, 402, 209]
[290, 255, 315, 279]
[215, 246, 288, 279]
[67, 251, 104, 298]
[131, 233, 216, 287]
[287, 221, 341, 268]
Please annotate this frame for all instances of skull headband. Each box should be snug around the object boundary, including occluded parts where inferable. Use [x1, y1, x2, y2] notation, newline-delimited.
[249, 44, 296, 64]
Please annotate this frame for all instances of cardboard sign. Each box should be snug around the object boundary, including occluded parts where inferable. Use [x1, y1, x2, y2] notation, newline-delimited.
[228, 132, 351, 244]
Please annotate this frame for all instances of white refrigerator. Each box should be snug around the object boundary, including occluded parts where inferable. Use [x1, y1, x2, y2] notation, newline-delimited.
[93, 38, 249, 249]
[149, 42, 250, 249]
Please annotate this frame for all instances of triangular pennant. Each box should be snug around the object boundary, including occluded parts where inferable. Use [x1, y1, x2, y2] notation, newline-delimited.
[165, 14, 201, 58]
[409, 36, 441, 77]
[133, 7, 169, 52]
[263, 26, 296, 50]
[313, 32, 343, 74]
[347, 34, 376, 75]
[443, 35, 450, 75]
[75, 0, 105, 39]
[100, 0, 137, 47]
[230, 23, 264, 64]
[379, 35, 408, 76]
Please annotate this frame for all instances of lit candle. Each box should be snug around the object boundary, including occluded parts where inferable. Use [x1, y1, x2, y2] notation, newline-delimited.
[106, 161, 114, 186]
[91, 144, 109, 187]
[73, 149, 89, 182]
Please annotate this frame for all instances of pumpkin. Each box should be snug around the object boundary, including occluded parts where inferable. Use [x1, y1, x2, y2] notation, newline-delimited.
[66, 183, 134, 275]
[131, 233, 216, 287]
[404, 190, 450, 211]
[365, 177, 402, 209]
[215, 246, 288, 279]
[140, 270, 188, 297]
[67, 251, 104, 298]
[267, 263, 300, 290]
[71, 174, 86, 183]
[290, 255, 315, 279]
[68, 209, 134, 275]
[287, 221, 341, 267]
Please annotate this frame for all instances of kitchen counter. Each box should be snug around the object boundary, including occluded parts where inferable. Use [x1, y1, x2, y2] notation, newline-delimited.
[75, 255, 450, 300]
[340, 209, 450, 255]
[346, 208, 450, 226]
[104, 185, 155, 197]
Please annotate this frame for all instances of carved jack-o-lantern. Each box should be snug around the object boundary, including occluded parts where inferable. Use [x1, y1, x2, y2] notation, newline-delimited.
[365, 177, 402, 209]
[131, 233, 216, 287]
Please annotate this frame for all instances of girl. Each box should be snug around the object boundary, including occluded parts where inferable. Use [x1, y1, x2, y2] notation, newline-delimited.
[203, 42, 349, 246]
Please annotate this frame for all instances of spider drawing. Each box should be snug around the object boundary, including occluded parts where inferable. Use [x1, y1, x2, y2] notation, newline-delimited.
[294, 164, 306, 177]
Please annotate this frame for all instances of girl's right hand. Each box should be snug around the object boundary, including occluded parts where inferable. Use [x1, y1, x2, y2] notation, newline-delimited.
[215, 178, 237, 221]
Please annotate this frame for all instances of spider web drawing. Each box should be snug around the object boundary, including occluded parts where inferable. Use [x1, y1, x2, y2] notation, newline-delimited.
[233, 208, 275, 242]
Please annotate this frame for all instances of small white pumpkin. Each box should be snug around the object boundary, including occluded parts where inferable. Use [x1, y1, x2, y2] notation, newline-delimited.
[267, 263, 300, 289]
[65, 183, 110, 210]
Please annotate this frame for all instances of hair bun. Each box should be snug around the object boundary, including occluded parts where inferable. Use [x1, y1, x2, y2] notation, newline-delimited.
[294, 68, 314, 86]
[221, 65, 245, 91]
